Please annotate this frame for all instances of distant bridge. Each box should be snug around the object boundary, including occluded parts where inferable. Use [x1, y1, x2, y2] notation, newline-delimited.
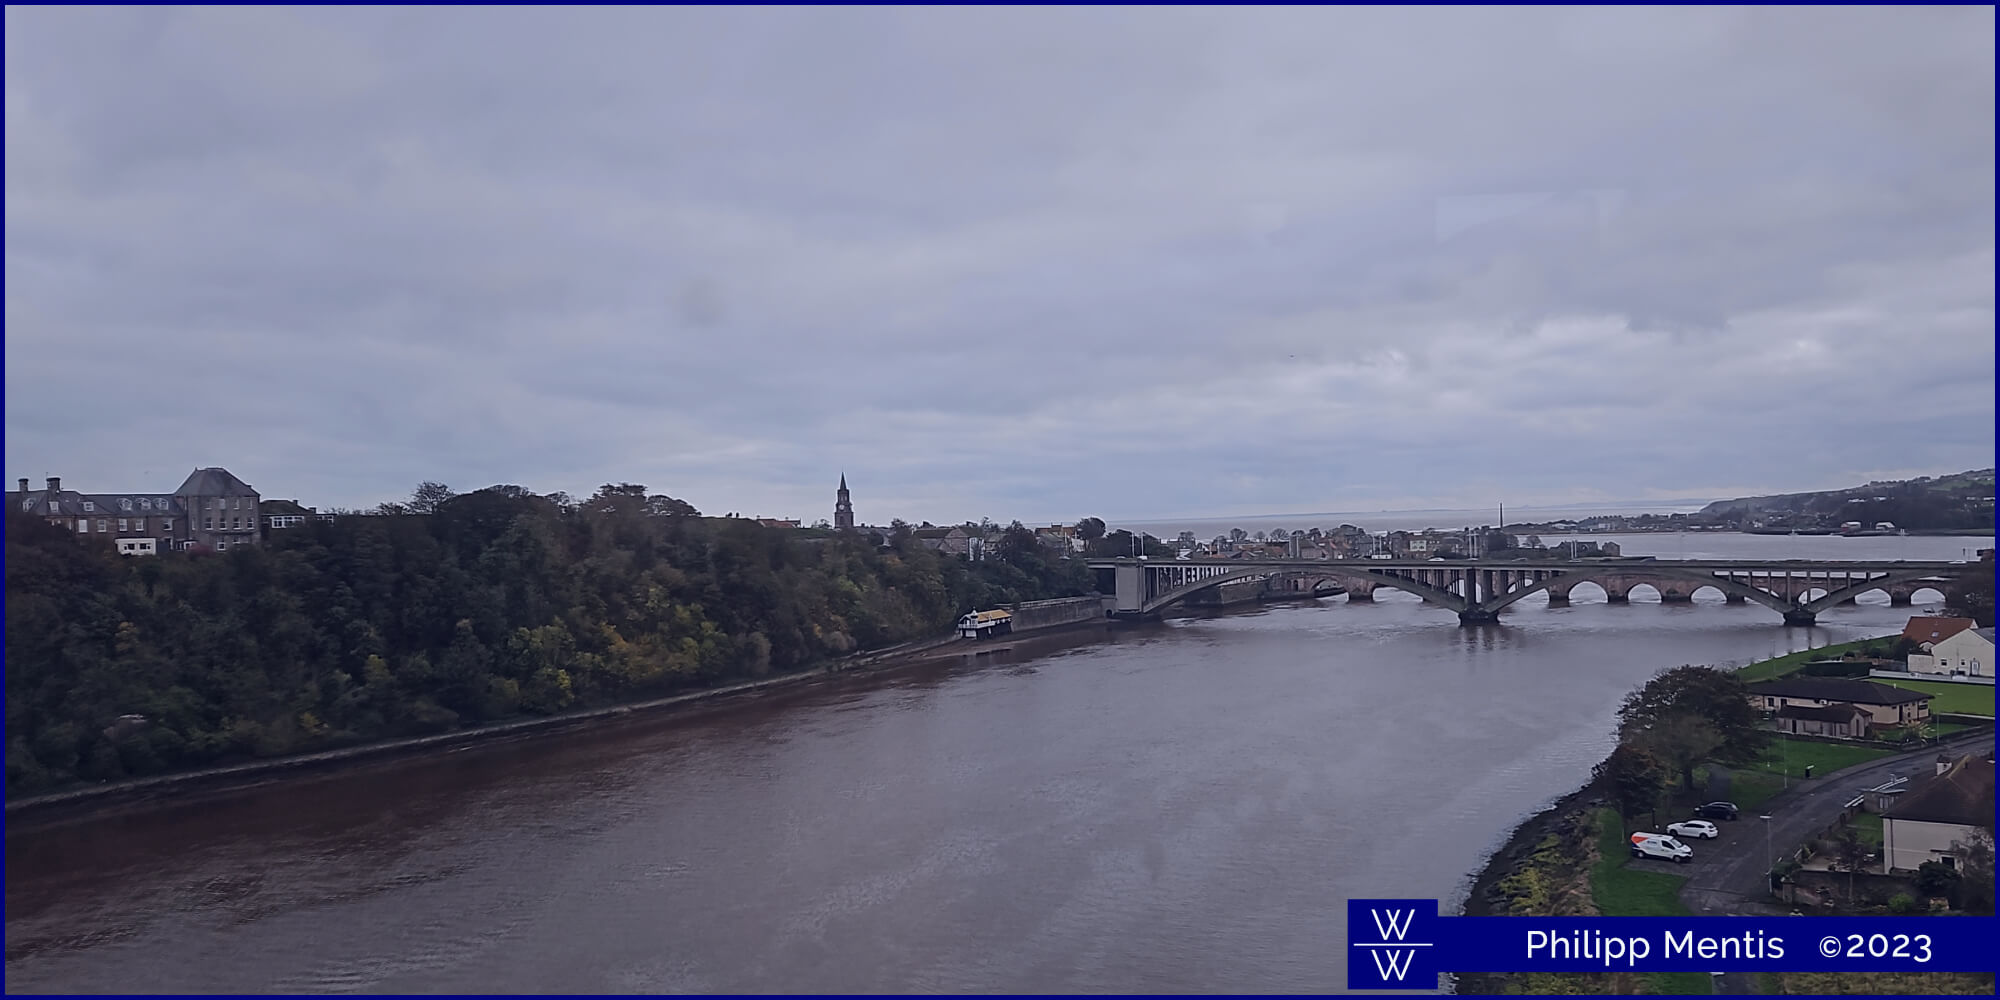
[1087, 557, 1966, 626]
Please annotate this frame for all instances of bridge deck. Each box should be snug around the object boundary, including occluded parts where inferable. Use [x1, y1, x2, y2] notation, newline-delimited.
[1086, 558, 1961, 571]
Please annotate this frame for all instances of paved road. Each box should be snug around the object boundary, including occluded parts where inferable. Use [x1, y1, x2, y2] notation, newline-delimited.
[1675, 730, 1994, 917]
[1654, 731, 1995, 995]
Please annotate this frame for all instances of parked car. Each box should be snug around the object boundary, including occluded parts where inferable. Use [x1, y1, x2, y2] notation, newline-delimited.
[1667, 819, 1720, 840]
[1694, 801, 1740, 821]
[1629, 832, 1693, 863]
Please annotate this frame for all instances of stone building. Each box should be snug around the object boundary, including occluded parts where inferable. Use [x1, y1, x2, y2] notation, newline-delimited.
[7, 466, 262, 554]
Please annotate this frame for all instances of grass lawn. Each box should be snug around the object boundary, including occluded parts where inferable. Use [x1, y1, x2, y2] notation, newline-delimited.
[1874, 679, 1996, 718]
[1729, 770, 1786, 812]
[1589, 808, 1711, 996]
[1753, 737, 1898, 779]
[1850, 811, 1883, 849]
[1715, 738, 1900, 812]
[1733, 638, 1888, 682]
[1879, 721, 1979, 741]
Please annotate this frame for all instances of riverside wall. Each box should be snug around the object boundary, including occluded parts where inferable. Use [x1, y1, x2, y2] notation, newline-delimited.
[1008, 595, 1106, 632]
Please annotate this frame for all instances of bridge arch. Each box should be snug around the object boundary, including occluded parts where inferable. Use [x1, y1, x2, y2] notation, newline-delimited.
[1139, 566, 1466, 615]
[1797, 569, 1959, 615]
[1476, 566, 1800, 619]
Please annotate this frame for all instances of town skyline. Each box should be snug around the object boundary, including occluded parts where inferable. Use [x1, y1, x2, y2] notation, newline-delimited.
[11, 463, 1988, 539]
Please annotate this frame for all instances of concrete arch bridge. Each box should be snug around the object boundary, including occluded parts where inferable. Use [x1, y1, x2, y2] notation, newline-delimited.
[1088, 558, 1963, 627]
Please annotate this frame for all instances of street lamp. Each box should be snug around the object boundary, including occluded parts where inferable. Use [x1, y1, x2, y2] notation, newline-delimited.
[1762, 814, 1775, 872]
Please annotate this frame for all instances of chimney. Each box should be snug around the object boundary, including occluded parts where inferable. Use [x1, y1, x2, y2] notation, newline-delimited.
[16, 478, 26, 493]
[46, 476, 60, 492]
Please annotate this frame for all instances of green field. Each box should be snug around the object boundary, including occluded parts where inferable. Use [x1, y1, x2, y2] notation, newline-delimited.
[1851, 811, 1884, 849]
[1733, 639, 1885, 682]
[1754, 737, 1898, 779]
[1717, 737, 1901, 811]
[1589, 809, 1710, 995]
[1875, 679, 1996, 718]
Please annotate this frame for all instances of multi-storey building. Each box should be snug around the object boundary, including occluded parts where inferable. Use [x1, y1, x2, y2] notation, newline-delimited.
[177, 467, 262, 550]
[7, 467, 263, 554]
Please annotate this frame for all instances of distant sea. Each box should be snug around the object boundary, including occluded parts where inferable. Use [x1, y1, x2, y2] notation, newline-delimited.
[1116, 500, 1714, 540]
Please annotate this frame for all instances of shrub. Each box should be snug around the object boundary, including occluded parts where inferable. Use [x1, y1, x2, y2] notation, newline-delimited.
[1888, 893, 1918, 914]
[1915, 860, 1961, 897]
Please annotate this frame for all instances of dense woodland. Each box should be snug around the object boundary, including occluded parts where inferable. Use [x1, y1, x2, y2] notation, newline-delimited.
[5, 484, 1094, 798]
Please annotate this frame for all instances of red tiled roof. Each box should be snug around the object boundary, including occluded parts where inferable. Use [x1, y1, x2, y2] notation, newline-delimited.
[1902, 616, 1978, 646]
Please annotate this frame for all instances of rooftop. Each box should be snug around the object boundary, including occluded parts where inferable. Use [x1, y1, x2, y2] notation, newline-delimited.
[1884, 754, 1996, 827]
[1903, 616, 1978, 646]
[1774, 702, 1870, 723]
[1746, 677, 1934, 706]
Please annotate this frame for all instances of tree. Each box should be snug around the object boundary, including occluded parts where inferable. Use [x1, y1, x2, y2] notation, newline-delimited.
[1830, 823, 1871, 905]
[409, 481, 456, 514]
[1229, 527, 1247, 542]
[1633, 713, 1726, 796]
[1945, 566, 1994, 627]
[1915, 860, 1961, 899]
[1950, 829, 1994, 914]
[1593, 744, 1668, 824]
[1616, 665, 1769, 790]
[645, 494, 700, 518]
[1075, 517, 1106, 541]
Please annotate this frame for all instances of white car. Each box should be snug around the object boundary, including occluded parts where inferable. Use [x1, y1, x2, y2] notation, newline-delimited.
[1667, 819, 1720, 840]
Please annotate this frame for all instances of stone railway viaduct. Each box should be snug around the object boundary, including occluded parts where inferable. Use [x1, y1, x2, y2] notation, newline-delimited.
[1088, 557, 1965, 626]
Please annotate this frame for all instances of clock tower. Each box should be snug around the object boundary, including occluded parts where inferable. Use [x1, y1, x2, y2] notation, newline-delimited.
[834, 474, 855, 531]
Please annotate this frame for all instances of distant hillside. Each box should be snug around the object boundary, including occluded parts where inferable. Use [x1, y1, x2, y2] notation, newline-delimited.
[1698, 469, 1995, 530]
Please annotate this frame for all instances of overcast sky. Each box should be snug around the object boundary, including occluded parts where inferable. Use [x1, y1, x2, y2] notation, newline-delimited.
[6, 8, 1993, 525]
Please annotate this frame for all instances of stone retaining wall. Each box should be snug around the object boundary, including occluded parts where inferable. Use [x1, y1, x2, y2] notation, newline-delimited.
[1008, 595, 1104, 632]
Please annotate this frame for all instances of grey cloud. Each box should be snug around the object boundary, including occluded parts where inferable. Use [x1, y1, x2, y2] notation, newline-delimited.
[5, 7, 1991, 523]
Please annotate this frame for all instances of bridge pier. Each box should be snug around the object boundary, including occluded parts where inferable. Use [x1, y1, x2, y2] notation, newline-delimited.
[1725, 593, 1747, 605]
[1783, 609, 1818, 627]
[1459, 608, 1501, 626]
[1605, 590, 1631, 604]
[1889, 592, 1913, 607]
[1345, 582, 1376, 602]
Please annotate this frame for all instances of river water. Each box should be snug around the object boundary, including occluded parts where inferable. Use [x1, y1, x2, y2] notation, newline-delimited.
[5, 534, 1988, 993]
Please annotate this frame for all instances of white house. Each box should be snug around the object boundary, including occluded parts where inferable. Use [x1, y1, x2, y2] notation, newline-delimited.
[1882, 754, 1995, 874]
[1908, 626, 1996, 679]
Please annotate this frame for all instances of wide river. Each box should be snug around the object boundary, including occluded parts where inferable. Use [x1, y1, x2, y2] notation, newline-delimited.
[5, 533, 1988, 993]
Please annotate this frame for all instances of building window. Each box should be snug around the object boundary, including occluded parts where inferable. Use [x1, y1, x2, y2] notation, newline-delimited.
[77, 519, 88, 532]
[118, 518, 128, 532]
[83, 501, 94, 512]
[163, 519, 173, 531]
[96, 519, 108, 533]
[217, 539, 228, 551]
[204, 517, 213, 530]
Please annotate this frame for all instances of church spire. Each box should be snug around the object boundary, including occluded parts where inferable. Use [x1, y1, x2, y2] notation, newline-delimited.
[835, 473, 855, 531]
